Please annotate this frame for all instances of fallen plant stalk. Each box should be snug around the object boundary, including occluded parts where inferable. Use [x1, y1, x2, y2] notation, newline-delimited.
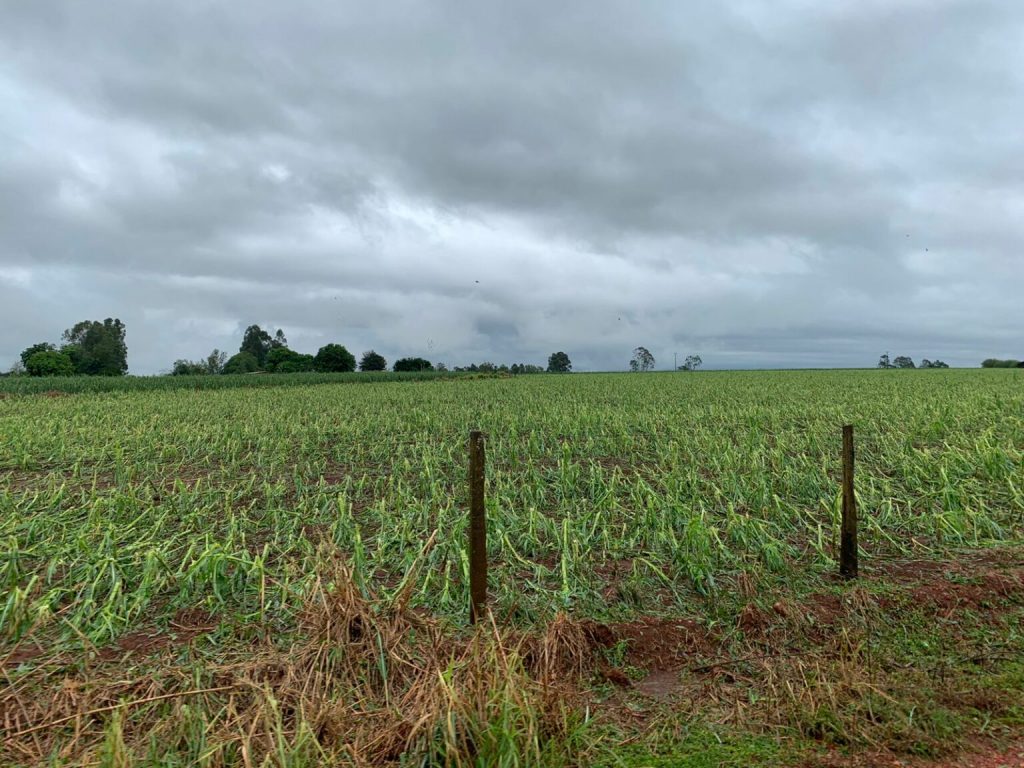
[5, 684, 237, 740]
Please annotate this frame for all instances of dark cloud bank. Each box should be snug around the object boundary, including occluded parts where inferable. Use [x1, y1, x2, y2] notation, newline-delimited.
[2, 1, 1022, 373]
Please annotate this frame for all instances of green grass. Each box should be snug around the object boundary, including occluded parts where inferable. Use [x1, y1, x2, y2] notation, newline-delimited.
[593, 727, 787, 767]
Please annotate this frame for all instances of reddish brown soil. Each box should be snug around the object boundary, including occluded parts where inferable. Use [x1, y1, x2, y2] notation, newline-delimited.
[98, 608, 216, 661]
[1, 643, 47, 669]
[806, 742, 1024, 767]
[301, 522, 331, 542]
[610, 616, 714, 672]
[741, 558, 1024, 643]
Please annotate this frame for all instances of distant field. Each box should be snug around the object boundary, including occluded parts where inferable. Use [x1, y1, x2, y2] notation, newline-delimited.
[2, 370, 1023, 766]
[0, 368, 456, 395]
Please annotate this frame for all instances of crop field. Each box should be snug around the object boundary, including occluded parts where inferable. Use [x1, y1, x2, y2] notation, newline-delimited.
[2, 369, 1024, 766]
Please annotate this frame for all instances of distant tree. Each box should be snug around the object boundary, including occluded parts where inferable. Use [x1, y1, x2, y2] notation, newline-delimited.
[239, 325, 275, 368]
[275, 353, 315, 373]
[171, 359, 206, 376]
[679, 354, 703, 371]
[921, 359, 950, 369]
[893, 356, 916, 369]
[20, 342, 56, 367]
[272, 329, 288, 349]
[394, 357, 434, 372]
[981, 358, 1021, 368]
[476, 362, 496, 373]
[169, 349, 228, 376]
[630, 346, 655, 372]
[313, 344, 356, 373]
[25, 349, 75, 377]
[265, 346, 290, 372]
[205, 349, 228, 375]
[359, 350, 387, 372]
[8, 360, 26, 376]
[523, 364, 544, 374]
[547, 351, 572, 373]
[170, 348, 229, 376]
[223, 351, 259, 374]
[266, 347, 315, 373]
[877, 353, 892, 369]
[436, 362, 449, 372]
[62, 318, 127, 376]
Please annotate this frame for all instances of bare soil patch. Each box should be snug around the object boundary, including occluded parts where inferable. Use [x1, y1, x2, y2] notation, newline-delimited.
[611, 616, 714, 672]
[805, 741, 1024, 767]
[97, 608, 217, 661]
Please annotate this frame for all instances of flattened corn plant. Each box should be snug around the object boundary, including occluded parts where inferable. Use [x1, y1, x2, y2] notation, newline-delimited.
[1, 369, 1021, 649]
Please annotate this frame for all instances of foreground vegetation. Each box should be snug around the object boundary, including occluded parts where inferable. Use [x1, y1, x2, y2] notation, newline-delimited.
[1, 369, 1022, 765]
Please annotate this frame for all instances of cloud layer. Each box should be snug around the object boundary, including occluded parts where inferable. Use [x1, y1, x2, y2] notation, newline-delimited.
[2, 1, 1022, 372]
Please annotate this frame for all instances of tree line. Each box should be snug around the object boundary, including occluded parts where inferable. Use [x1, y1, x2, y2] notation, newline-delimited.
[876, 353, 949, 369]
[627, 347, 703, 372]
[11, 319, 1021, 377]
[451, 352, 571, 374]
[16, 319, 128, 377]
[171, 326, 577, 376]
[10, 320, 575, 377]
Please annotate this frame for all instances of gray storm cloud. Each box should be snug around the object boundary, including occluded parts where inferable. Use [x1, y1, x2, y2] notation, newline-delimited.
[1, 0, 1022, 373]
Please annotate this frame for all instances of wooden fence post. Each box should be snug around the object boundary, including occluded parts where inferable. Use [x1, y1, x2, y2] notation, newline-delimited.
[468, 430, 487, 623]
[840, 424, 858, 579]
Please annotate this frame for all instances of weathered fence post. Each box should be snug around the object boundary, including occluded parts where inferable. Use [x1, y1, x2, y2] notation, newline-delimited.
[468, 430, 487, 623]
[840, 424, 858, 579]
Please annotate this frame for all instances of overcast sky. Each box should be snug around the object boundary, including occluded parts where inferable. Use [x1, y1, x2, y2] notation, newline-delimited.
[2, 1, 1022, 373]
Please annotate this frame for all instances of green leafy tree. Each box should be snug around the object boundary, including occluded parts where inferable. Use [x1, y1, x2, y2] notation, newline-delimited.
[266, 347, 315, 373]
[205, 349, 228, 374]
[893, 356, 916, 369]
[223, 351, 259, 374]
[171, 359, 206, 375]
[680, 354, 703, 371]
[394, 357, 434, 372]
[61, 318, 128, 376]
[359, 350, 387, 371]
[313, 344, 356, 372]
[20, 342, 56, 367]
[981, 358, 1020, 368]
[170, 349, 228, 376]
[547, 351, 572, 373]
[629, 346, 655, 372]
[276, 353, 315, 373]
[239, 325, 275, 368]
[265, 347, 294, 372]
[877, 353, 893, 369]
[25, 350, 75, 377]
